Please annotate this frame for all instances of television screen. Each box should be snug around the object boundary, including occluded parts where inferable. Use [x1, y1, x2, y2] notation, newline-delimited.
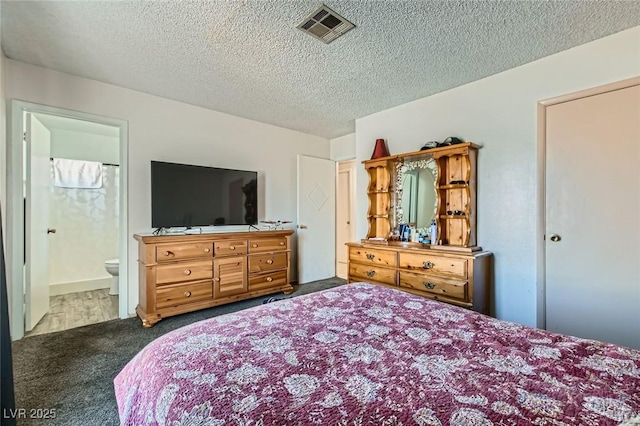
[151, 161, 258, 228]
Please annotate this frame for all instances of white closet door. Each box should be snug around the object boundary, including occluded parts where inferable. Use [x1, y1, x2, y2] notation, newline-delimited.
[545, 84, 640, 349]
[297, 155, 336, 284]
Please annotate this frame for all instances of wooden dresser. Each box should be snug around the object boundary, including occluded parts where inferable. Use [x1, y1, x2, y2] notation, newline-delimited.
[350, 142, 493, 314]
[347, 243, 491, 314]
[134, 230, 293, 327]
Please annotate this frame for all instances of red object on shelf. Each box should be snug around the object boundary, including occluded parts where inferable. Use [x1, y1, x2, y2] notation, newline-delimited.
[371, 138, 390, 159]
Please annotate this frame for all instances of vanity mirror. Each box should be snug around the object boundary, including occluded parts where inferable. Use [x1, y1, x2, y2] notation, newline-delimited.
[395, 155, 438, 236]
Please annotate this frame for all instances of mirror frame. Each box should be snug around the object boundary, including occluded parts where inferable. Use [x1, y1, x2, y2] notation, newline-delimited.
[394, 155, 439, 235]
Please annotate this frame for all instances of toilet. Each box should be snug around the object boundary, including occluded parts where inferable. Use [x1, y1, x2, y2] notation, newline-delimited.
[104, 259, 119, 296]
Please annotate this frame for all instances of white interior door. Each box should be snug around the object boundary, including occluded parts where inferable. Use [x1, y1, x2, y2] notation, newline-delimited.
[545, 84, 640, 349]
[25, 113, 52, 331]
[297, 155, 336, 283]
[336, 161, 355, 279]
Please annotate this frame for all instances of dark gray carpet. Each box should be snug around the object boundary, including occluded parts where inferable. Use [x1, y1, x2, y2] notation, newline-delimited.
[11, 277, 346, 425]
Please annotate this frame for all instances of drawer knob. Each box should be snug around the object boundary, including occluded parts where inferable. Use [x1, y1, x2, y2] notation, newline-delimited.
[266, 259, 274, 264]
[266, 277, 273, 282]
[423, 282, 436, 290]
[366, 253, 375, 260]
[184, 291, 192, 297]
[252, 244, 258, 248]
[422, 261, 435, 270]
[163, 251, 173, 257]
[279, 242, 285, 246]
[213, 277, 220, 282]
[204, 248, 211, 253]
[365, 270, 376, 277]
[230, 246, 236, 250]
[184, 269, 192, 275]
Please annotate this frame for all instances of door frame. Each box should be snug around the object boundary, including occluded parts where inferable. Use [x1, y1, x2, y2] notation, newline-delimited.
[335, 159, 356, 278]
[7, 100, 129, 340]
[536, 76, 640, 330]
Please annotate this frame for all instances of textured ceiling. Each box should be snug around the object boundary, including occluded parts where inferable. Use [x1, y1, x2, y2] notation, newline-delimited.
[2, 1, 639, 139]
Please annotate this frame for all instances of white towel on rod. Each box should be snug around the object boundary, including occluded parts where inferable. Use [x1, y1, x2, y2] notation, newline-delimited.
[53, 158, 103, 189]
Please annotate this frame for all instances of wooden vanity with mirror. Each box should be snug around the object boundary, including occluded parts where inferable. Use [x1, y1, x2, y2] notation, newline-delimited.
[347, 142, 493, 314]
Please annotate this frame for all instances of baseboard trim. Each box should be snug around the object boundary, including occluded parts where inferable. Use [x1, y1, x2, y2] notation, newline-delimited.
[50, 277, 112, 296]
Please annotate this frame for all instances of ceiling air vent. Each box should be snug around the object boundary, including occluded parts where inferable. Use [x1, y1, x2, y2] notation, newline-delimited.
[297, 4, 355, 44]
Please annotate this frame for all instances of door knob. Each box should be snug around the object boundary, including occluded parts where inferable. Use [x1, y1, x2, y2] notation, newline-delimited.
[549, 234, 561, 242]
[298, 224, 308, 229]
[47, 228, 57, 234]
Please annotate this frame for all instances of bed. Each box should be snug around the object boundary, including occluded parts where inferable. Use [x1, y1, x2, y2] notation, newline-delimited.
[114, 283, 640, 425]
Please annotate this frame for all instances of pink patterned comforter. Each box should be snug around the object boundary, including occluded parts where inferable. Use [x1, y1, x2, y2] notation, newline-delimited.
[115, 283, 640, 425]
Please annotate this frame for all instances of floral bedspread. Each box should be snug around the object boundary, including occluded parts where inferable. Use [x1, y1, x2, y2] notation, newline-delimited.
[114, 283, 640, 425]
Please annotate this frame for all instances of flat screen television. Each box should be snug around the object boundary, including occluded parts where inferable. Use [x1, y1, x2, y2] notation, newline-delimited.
[151, 161, 258, 228]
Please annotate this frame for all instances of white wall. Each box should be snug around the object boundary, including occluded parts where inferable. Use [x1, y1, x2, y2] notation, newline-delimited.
[355, 27, 640, 327]
[5, 60, 329, 315]
[330, 133, 356, 161]
[50, 128, 120, 165]
[46, 127, 120, 294]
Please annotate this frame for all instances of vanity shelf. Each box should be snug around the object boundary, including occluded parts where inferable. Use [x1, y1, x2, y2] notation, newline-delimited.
[439, 183, 468, 190]
[364, 158, 393, 239]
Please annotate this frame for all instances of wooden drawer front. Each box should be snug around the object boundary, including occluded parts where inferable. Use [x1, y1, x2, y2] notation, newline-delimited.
[214, 240, 248, 256]
[349, 263, 396, 285]
[398, 253, 467, 279]
[156, 281, 213, 309]
[249, 270, 287, 292]
[349, 247, 396, 267]
[156, 242, 213, 262]
[399, 271, 468, 301]
[249, 238, 287, 253]
[156, 261, 212, 285]
[249, 252, 287, 273]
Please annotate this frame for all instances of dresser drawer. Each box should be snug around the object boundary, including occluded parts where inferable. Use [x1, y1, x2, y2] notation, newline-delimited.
[156, 260, 213, 285]
[249, 270, 287, 291]
[214, 240, 247, 256]
[249, 238, 287, 253]
[399, 271, 468, 301]
[349, 263, 396, 285]
[156, 242, 213, 262]
[349, 247, 397, 267]
[249, 252, 287, 273]
[156, 281, 213, 309]
[398, 252, 467, 279]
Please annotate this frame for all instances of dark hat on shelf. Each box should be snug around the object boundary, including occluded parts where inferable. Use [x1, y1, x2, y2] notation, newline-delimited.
[421, 136, 465, 150]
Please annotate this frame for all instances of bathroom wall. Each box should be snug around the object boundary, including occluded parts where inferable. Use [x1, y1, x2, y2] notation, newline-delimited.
[45, 124, 120, 295]
[50, 128, 119, 164]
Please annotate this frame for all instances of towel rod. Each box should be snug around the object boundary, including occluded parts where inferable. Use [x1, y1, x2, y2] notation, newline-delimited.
[49, 158, 119, 167]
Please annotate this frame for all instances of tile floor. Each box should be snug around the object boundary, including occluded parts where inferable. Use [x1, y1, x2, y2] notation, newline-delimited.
[25, 288, 119, 337]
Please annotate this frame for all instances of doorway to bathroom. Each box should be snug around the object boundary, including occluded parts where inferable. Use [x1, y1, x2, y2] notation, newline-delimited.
[25, 112, 120, 336]
[6, 101, 129, 340]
